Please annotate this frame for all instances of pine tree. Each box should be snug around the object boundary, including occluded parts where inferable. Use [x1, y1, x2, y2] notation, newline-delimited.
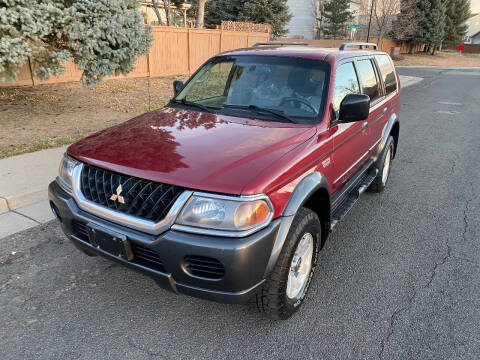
[204, 0, 242, 29]
[411, 0, 432, 46]
[240, 0, 292, 38]
[427, 0, 447, 53]
[321, 0, 354, 39]
[444, 0, 471, 45]
[0, 0, 153, 85]
[392, 0, 421, 46]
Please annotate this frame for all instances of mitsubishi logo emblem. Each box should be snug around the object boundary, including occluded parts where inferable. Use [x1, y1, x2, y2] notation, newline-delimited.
[110, 184, 125, 204]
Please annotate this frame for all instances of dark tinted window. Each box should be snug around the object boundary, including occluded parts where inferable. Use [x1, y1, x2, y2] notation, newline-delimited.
[332, 62, 360, 119]
[375, 55, 397, 94]
[356, 59, 380, 102]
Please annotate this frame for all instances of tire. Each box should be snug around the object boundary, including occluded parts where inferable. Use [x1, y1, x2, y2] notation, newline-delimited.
[256, 207, 321, 320]
[369, 135, 395, 193]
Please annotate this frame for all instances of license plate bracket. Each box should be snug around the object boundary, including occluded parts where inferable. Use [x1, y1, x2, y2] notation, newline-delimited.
[87, 223, 134, 261]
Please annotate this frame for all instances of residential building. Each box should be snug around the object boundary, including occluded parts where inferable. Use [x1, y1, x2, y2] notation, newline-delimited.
[140, 2, 192, 27]
[285, 0, 361, 40]
[285, 0, 318, 39]
[465, 14, 480, 44]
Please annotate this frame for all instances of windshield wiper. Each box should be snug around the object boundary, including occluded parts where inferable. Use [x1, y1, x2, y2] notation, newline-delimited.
[222, 104, 298, 124]
[172, 99, 214, 113]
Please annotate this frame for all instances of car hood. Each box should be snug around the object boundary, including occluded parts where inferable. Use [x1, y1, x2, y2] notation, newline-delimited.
[68, 107, 315, 195]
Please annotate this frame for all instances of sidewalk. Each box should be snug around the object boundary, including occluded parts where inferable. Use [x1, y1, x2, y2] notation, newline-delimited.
[0, 146, 66, 238]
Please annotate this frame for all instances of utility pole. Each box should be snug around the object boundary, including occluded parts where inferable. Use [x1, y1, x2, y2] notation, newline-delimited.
[366, 0, 375, 42]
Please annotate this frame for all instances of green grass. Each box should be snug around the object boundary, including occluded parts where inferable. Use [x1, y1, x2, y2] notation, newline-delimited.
[0, 134, 89, 159]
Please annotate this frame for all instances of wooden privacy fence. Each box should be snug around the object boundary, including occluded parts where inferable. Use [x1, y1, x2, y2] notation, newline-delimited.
[444, 44, 480, 54]
[3, 26, 269, 87]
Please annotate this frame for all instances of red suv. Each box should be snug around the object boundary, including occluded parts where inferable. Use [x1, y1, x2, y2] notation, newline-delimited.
[49, 42, 401, 319]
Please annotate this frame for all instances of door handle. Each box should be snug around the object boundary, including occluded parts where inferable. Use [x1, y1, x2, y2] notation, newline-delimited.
[383, 107, 388, 114]
[362, 121, 368, 129]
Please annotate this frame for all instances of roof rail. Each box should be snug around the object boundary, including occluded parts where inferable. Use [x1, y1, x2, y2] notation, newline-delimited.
[339, 42, 378, 51]
[252, 41, 309, 47]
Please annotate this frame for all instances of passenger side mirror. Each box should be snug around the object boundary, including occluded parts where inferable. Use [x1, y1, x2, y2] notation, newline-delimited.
[338, 94, 370, 123]
[173, 80, 184, 96]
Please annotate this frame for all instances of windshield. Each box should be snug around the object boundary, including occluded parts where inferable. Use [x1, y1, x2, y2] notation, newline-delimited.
[173, 55, 330, 124]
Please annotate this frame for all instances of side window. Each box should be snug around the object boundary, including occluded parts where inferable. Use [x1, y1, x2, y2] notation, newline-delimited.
[356, 59, 381, 102]
[375, 55, 397, 95]
[332, 62, 360, 120]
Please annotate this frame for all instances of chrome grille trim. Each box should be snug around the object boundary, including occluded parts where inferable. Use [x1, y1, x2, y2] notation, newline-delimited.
[71, 164, 193, 235]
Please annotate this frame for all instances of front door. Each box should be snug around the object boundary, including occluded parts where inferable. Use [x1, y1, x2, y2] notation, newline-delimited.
[330, 61, 369, 193]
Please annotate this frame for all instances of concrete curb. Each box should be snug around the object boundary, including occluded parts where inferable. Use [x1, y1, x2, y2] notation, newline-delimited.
[399, 75, 423, 88]
[0, 198, 8, 214]
[3, 189, 48, 211]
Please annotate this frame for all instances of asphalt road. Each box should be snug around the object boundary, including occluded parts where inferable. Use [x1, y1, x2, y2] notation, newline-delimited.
[1, 67, 479, 360]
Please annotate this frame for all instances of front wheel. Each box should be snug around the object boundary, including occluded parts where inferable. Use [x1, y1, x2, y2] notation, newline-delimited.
[256, 207, 321, 319]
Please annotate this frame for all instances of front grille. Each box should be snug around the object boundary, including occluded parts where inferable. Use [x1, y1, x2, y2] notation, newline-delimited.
[72, 221, 89, 242]
[131, 243, 165, 272]
[184, 255, 225, 279]
[80, 163, 184, 223]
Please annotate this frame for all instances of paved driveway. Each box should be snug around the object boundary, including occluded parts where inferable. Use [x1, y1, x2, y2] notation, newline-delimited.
[1, 67, 479, 359]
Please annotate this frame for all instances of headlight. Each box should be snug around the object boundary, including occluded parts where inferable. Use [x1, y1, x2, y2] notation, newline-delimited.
[175, 194, 273, 235]
[57, 154, 78, 193]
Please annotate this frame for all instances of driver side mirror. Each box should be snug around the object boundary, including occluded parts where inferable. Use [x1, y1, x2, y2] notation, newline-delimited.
[173, 80, 184, 96]
[338, 94, 370, 123]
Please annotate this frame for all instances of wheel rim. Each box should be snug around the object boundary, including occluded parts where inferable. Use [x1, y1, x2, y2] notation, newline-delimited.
[381, 147, 392, 185]
[286, 233, 314, 300]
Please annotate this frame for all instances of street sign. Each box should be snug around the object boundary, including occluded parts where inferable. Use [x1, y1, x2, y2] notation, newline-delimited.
[458, 44, 465, 51]
[348, 24, 361, 29]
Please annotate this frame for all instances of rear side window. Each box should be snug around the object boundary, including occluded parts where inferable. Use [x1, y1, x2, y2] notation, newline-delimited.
[332, 62, 360, 120]
[375, 55, 397, 94]
[356, 59, 381, 102]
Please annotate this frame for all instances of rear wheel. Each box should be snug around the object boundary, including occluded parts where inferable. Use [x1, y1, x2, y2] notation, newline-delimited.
[256, 207, 321, 320]
[369, 136, 395, 193]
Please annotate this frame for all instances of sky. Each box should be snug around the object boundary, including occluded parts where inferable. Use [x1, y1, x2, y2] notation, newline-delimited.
[473, 0, 480, 14]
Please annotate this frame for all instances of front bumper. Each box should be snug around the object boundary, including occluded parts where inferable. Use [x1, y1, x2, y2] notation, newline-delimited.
[48, 181, 284, 304]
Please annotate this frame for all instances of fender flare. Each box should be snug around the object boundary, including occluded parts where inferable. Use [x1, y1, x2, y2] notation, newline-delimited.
[282, 172, 331, 217]
[264, 172, 331, 277]
[374, 113, 399, 162]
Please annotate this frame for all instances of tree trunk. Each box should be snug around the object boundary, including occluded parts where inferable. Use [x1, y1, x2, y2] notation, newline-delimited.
[163, 0, 171, 26]
[151, 0, 164, 25]
[195, 0, 207, 28]
[409, 43, 414, 54]
[432, 46, 437, 55]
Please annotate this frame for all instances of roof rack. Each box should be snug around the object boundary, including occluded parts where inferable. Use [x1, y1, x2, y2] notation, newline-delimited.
[339, 42, 378, 51]
[252, 41, 309, 47]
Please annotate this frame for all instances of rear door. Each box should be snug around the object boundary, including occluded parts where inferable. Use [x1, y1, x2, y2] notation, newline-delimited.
[370, 55, 399, 147]
[354, 57, 385, 155]
[330, 61, 368, 193]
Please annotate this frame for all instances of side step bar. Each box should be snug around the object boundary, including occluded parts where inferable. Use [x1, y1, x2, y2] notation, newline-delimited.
[330, 168, 378, 230]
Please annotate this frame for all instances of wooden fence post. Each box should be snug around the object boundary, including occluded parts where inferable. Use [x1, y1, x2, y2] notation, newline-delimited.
[188, 28, 192, 74]
[220, 29, 224, 52]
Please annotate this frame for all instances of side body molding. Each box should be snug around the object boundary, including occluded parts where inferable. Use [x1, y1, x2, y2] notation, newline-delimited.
[264, 172, 331, 277]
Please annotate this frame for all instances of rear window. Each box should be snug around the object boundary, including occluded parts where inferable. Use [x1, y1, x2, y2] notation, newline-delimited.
[375, 55, 397, 94]
[356, 59, 381, 102]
